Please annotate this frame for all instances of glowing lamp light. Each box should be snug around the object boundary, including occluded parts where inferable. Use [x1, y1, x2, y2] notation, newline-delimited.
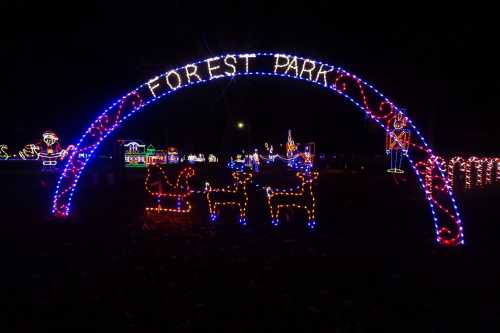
[237, 122, 245, 129]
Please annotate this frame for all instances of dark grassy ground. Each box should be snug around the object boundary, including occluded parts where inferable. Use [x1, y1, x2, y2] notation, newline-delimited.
[1, 163, 499, 331]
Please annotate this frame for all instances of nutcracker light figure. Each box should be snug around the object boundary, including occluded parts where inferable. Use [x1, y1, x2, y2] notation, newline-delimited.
[385, 111, 411, 174]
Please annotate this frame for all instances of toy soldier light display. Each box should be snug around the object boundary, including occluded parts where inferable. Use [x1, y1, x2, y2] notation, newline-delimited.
[39, 130, 63, 168]
[385, 112, 410, 174]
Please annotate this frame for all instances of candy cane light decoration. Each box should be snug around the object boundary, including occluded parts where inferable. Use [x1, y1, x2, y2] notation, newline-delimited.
[445, 156, 500, 191]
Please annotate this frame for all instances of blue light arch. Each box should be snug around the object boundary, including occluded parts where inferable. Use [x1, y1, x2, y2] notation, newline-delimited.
[51, 52, 464, 246]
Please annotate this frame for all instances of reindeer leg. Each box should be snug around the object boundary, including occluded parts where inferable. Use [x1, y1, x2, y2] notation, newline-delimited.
[209, 202, 218, 223]
[271, 205, 280, 227]
[238, 201, 248, 226]
[306, 208, 316, 229]
[266, 194, 279, 227]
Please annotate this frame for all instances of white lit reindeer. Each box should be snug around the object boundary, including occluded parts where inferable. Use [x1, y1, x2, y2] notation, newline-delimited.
[265, 171, 319, 229]
[205, 171, 253, 226]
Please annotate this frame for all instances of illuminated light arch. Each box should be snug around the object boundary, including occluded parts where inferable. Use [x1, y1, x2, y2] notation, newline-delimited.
[52, 52, 464, 246]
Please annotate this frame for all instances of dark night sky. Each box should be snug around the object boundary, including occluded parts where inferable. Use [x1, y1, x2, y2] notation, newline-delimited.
[1, 2, 499, 155]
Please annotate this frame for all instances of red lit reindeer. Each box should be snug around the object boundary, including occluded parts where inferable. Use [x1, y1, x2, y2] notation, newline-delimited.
[205, 171, 253, 225]
[145, 164, 195, 214]
[265, 171, 319, 229]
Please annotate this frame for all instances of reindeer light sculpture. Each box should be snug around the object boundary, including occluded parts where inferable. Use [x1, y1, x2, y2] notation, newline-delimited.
[265, 171, 319, 229]
[205, 171, 253, 225]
